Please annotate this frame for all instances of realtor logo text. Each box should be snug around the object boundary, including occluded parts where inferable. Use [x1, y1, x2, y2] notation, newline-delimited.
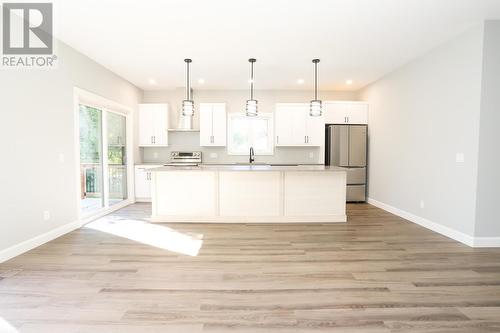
[1, 2, 57, 68]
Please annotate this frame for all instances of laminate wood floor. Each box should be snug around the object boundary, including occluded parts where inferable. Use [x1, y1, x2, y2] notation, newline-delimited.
[1, 203, 500, 332]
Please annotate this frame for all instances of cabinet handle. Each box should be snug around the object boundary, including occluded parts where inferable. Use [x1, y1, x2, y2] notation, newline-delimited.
[307, 136, 309, 143]
[277, 136, 279, 144]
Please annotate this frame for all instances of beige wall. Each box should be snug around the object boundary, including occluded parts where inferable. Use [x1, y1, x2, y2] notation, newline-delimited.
[475, 21, 500, 238]
[358, 24, 484, 237]
[0, 40, 142, 254]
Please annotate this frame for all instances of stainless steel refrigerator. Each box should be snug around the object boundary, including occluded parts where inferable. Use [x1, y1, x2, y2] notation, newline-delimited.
[325, 125, 367, 202]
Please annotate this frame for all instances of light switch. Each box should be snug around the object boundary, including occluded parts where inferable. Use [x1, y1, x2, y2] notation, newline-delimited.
[153, 152, 159, 159]
[419, 200, 425, 209]
[309, 152, 314, 159]
[58, 153, 65, 163]
[43, 210, 50, 221]
[456, 153, 465, 163]
[210, 152, 218, 159]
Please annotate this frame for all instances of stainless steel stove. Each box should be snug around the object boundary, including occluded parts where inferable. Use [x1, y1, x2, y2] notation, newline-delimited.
[164, 151, 202, 166]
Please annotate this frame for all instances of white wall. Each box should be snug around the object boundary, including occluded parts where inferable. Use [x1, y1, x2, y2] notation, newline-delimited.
[475, 21, 500, 238]
[140, 89, 357, 164]
[0, 40, 142, 256]
[358, 25, 484, 237]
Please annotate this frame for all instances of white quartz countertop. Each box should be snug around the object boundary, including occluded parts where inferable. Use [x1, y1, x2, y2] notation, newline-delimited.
[150, 164, 347, 172]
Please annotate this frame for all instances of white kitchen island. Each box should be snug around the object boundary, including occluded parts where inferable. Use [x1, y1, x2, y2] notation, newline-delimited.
[150, 165, 347, 223]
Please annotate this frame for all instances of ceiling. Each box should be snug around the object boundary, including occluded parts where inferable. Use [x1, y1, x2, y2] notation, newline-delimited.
[53, 0, 500, 91]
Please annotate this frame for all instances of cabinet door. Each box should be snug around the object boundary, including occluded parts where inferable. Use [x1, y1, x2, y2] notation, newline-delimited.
[306, 114, 324, 146]
[152, 104, 168, 145]
[346, 103, 368, 124]
[199, 104, 213, 146]
[138, 105, 155, 146]
[211, 104, 226, 146]
[324, 103, 348, 124]
[134, 167, 151, 199]
[275, 106, 294, 146]
[291, 106, 308, 145]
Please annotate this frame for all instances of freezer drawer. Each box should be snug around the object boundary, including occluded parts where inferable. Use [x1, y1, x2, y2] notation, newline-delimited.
[347, 185, 366, 202]
[346, 167, 366, 185]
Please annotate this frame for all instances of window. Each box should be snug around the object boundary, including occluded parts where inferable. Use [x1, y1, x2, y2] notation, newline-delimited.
[228, 113, 274, 155]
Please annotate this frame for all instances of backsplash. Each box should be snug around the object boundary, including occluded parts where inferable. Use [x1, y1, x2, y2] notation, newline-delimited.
[141, 131, 321, 164]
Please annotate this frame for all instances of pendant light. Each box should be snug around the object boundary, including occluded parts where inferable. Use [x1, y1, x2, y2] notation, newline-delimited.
[246, 58, 258, 117]
[310, 59, 322, 117]
[182, 58, 194, 117]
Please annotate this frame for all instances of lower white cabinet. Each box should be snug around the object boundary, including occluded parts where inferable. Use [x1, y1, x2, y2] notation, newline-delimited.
[324, 102, 368, 124]
[134, 165, 161, 201]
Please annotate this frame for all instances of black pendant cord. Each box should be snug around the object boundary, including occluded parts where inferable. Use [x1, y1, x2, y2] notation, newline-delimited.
[313, 59, 320, 100]
[185, 59, 192, 100]
[249, 58, 256, 100]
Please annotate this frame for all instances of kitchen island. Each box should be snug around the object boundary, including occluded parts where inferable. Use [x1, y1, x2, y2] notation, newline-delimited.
[150, 165, 347, 223]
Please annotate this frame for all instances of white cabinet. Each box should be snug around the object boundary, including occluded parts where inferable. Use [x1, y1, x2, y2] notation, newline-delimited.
[138, 104, 169, 146]
[324, 102, 368, 125]
[200, 103, 226, 146]
[275, 103, 324, 146]
[134, 165, 161, 201]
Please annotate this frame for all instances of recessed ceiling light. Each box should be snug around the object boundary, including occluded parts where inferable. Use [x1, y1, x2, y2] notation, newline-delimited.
[198, 78, 205, 84]
[297, 79, 304, 84]
[346, 79, 353, 85]
[148, 78, 156, 85]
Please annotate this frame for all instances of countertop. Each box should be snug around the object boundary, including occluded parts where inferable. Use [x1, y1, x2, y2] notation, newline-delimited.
[150, 165, 347, 172]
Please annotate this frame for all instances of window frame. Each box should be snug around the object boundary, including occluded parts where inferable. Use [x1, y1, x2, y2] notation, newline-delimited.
[227, 112, 274, 156]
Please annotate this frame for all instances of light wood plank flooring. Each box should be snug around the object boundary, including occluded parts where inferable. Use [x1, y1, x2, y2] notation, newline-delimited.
[1, 203, 500, 332]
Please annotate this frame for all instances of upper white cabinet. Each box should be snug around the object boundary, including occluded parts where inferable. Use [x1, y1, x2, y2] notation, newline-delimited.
[324, 102, 368, 124]
[138, 103, 169, 146]
[200, 103, 226, 146]
[275, 103, 324, 146]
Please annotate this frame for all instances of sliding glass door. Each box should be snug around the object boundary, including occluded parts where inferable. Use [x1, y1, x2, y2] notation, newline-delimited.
[107, 112, 127, 206]
[79, 104, 128, 216]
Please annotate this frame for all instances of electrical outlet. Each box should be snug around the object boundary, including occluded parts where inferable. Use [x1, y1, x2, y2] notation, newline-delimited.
[153, 152, 159, 159]
[309, 152, 314, 159]
[210, 152, 218, 159]
[58, 153, 65, 163]
[419, 200, 425, 209]
[456, 153, 465, 163]
[43, 210, 50, 221]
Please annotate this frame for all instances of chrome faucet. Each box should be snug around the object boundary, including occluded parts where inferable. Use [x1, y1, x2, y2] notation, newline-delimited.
[249, 147, 255, 164]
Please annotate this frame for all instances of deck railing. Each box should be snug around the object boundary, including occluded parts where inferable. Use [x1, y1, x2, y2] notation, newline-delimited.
[80, 164, 127, 199]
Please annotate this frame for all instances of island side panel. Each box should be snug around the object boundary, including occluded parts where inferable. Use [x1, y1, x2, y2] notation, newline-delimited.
[218, 171, 281, 217]
[153, 171, 217, 217]
[283, 171, 347, 221]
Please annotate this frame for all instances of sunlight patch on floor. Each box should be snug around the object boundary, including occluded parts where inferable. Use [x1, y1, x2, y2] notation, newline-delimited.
[0, 318, 18, 333]
[85, 218, 203, 256]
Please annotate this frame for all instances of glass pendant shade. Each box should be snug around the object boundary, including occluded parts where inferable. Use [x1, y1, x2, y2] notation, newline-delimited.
[310, 100, 322, 117]
[246, 99, 258, 117]
[182, 99, 194, 117]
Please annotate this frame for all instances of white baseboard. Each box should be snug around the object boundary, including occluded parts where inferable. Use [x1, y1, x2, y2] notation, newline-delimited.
[0, 220, 83, 263]
[471, 237, 500, 247]
[367, 197, 477, 247]
[0, 199, 134, 263]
